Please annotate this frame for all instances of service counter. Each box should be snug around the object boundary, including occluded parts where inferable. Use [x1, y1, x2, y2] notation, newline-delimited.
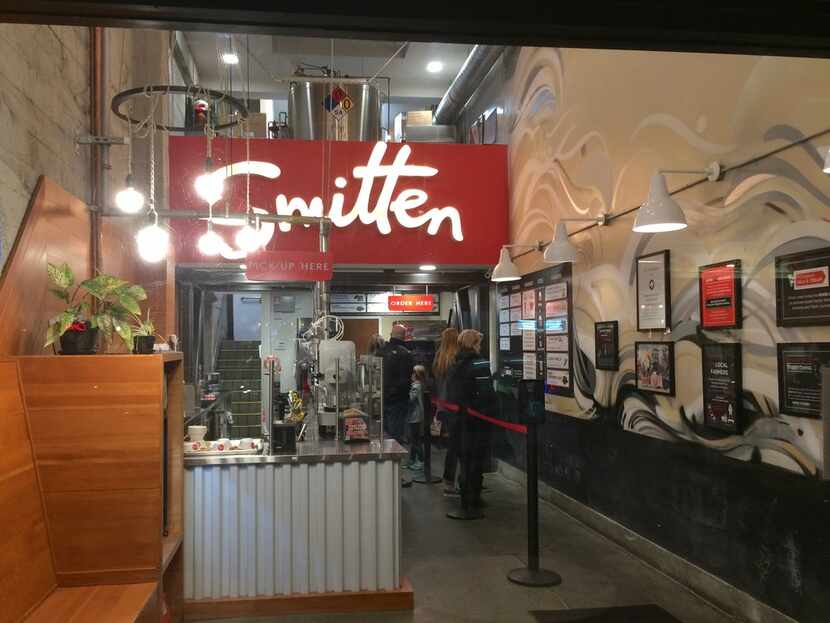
[182, 439, 410, 618]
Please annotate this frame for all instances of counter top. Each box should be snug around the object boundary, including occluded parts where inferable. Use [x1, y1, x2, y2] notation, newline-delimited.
[184, 438, 407, 467]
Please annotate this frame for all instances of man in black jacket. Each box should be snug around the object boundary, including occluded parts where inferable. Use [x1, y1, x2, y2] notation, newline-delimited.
[380, 324, 415, 444]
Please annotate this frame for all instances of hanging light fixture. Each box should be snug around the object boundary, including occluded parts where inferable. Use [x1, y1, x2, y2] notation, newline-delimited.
[235, 44, 265, 257]
[114, 122, 145, 213]
[194, 107, 224, 204]
[135, 126, 169, 263]
[823, 147, 830, 174]
[198, 221, 224, 256]
[136, 216, 170, 263]
[633, 162, 721, 233]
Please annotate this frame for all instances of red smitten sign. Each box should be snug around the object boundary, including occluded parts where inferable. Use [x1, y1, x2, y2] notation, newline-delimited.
[388, 294, 436, 312]
[245, 251, 333, 282]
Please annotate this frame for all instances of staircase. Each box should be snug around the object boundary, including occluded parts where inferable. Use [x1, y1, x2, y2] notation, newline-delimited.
[216, 340, 262, 438]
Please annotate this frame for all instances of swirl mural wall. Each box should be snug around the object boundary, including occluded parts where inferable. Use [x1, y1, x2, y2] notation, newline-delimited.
[505, 47, 830, 477]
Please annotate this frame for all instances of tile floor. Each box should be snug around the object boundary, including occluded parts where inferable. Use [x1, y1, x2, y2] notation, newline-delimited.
[199, 453, 732, 623]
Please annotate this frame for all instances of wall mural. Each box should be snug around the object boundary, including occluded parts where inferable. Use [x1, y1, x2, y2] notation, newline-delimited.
[506, 47, 830, 476]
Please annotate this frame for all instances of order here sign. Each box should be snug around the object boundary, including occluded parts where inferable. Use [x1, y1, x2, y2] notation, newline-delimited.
[387, 294, 435, 312]
[245, 250, 333, 281]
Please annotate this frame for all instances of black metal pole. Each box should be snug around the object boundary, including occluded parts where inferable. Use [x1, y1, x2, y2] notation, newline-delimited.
[507, 399, 562, 587]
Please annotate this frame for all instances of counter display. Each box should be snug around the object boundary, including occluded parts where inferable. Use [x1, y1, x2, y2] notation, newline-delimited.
[183, 439, 407, 609]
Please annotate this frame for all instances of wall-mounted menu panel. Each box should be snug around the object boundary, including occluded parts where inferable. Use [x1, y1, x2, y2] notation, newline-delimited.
[498, 263, 574, 409]
[329, 292, 439, 315]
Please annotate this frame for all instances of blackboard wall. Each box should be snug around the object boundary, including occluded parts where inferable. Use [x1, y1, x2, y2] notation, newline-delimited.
[494, 401, 830, 623]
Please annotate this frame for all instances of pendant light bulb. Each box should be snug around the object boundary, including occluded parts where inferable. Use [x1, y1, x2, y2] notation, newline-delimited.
[194, 159, 223, 205]
[197, 225, 224, 256]
[135, 222, 169, 263]
[235, 220, 262, 253]
[114, 175, 144, 214]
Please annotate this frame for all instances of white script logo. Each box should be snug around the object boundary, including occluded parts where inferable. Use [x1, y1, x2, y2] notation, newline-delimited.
[199, 141, 464, 259]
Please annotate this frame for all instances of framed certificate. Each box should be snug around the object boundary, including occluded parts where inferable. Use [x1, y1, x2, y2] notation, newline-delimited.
[699, 260, 741, 330]
[777, 342, 830, 418]
[775, 247, 830, 327]
[636, 250, 671, 331]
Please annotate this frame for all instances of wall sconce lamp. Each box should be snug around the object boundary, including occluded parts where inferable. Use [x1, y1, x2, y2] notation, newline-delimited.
[543, 214, 608, 264]
[633, 162, 722, 233]
[490, 242, 545, 282]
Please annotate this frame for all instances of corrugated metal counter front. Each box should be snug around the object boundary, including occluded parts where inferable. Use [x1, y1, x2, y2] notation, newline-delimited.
[183, 439, 407, 601]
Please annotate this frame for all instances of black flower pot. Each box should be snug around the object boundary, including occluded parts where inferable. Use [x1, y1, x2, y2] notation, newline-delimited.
[133, 335, 156, 354]
[59, 326, 98, 355]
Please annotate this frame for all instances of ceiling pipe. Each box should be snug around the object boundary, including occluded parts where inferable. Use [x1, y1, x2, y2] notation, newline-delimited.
[433, 45, 504, 125]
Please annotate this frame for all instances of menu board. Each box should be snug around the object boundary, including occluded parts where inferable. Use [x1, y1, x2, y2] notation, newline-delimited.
[702, 343, 742, 433]
[499, 308, 510, 323]
[594, 321, 619, 371]
[499, 294, 510, 309]
[776, 247, 830, 327]
[329, 291, 439, 315]
[777, 342, 830, 418]
[699, 260, 741, 330]
[499, 338, 510, 351]
[499, 323, 510, 337]
[636, 250, 671, 331]
[498, 263, 574, 402]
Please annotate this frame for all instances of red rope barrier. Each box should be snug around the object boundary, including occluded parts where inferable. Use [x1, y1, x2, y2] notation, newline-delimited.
[432, 398, 527, 435]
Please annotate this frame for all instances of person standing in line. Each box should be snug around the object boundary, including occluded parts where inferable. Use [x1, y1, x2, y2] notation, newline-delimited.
[367, 334, 385, 357]
[447, 329, 493, 514]
[433, 327, 460, 496]
[380, 324, 415, 445]
[406, 365, 427, 471]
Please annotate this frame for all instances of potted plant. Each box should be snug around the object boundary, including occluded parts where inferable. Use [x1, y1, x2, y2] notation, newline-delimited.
[130, 310, 157, 354]
[45, 262, 147, 355]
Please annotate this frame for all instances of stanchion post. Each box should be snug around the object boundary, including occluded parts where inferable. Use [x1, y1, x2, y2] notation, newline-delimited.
[507, 391, 562, 587]
[415, 393, 441, 485]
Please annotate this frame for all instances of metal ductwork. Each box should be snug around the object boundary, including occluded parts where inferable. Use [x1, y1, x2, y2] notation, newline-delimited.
[433, 45, 504, 125]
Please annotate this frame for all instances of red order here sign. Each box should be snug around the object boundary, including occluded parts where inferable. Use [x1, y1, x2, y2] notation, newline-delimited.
[388, 295, 435, 312]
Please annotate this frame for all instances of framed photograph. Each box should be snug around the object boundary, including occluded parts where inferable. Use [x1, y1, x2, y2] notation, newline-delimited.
[636, 250, 671, 331]
[635, 341, 675, 396]
[595, 321, 619, 371]
[702, 343, 742, 433]
[699, 260, 742, 330]
[777, 342, 830, 418]
[775, 247, 830, 327]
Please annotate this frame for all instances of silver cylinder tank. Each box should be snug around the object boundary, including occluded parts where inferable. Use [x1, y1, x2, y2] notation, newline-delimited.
[288, 81, 381, 141]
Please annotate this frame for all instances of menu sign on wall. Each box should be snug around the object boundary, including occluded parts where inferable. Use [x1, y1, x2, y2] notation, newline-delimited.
[777, 343, 830, 418]
[636, 250, 671, 331]
[699, 260, 742, 330]
[329, 292, 439, 315]
[702, 343, 742, 433]
[776, 247, 830, 327]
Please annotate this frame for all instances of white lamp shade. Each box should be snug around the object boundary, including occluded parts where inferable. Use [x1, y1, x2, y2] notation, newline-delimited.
[544, 222, 579, 264]
[632, 173, 688, 233]
[491, 247, 521, 282]
[824, 147, 830, 174]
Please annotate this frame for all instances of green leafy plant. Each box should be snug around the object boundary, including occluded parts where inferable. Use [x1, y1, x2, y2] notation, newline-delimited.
[45, 262, 147, 350]
[130, 309, 157, 338]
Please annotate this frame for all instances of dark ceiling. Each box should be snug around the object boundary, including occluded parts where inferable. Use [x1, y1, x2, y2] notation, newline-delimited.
[4, 2, 830, 58]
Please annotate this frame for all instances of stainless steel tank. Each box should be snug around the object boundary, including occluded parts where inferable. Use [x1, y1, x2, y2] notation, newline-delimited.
[288, 80, 381, 141]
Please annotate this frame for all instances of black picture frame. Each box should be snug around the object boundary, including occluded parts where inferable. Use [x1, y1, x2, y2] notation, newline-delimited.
[775, 247, 830, 327]
[701, 343, 743, 433]
[635, 341, 675, 396]
[636, 250, 671, 332]
[698, 259, 742, 330]
[776, 342, 830, 419]
[594, 321, 619, 371]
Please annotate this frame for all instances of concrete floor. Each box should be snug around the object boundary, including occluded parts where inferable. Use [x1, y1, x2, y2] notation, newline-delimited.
[200, 453, 732, 623]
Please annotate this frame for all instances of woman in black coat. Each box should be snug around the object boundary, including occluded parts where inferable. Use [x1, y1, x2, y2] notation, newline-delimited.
[447, 329, 494, 514]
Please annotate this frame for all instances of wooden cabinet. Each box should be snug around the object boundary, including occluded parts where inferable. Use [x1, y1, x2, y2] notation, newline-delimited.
[17, 353, 183, 618]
